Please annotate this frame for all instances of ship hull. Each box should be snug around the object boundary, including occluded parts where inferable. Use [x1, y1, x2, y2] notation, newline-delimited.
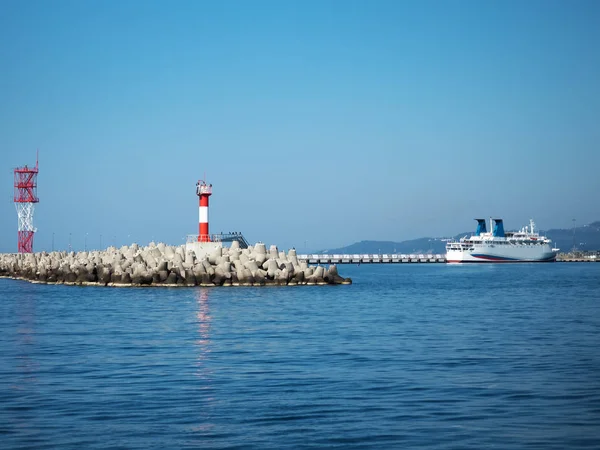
[446, 247, 558, 263]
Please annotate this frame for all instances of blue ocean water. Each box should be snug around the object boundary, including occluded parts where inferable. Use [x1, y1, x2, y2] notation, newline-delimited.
[1, 263, 599, 449]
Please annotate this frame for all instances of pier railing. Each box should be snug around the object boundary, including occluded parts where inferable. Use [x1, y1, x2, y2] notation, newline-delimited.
[186, 232, 249, 249]
[296, 253, 600, 264]
[296, 254, 447, 264]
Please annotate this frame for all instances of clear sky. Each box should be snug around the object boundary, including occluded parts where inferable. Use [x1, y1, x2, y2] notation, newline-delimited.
[1, 0, 599, 253]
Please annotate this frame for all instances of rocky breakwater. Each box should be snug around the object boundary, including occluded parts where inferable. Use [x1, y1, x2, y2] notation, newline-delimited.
[0, 241, 352, 287]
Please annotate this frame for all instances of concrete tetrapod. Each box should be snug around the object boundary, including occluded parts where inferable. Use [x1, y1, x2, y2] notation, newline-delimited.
[0, 243, 352, 287]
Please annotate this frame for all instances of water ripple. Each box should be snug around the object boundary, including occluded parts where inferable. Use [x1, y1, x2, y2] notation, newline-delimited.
[1, 264, 600, 449]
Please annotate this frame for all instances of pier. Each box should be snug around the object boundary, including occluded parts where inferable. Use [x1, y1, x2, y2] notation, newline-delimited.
[297, 254, 447, 264]
[557, 256, 599, 262]
[297, 254, 600, 264]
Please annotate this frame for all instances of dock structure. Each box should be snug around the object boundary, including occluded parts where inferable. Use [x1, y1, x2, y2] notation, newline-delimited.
[296, 254, 447, 264]
[557, 256, 599, 262]
[297, 253, 599, 264]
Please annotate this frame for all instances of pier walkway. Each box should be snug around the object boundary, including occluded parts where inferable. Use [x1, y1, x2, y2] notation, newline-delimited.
[297, 254, 447, 264]
[296, 254, 599, 264]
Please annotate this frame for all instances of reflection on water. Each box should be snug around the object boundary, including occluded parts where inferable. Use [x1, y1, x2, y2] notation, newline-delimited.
[195, 288, 212, 349]
[8, 288, 39, 441]
[194, 288, 212, 376]
[15, 291, 38, 386]
[193, 288, 216, 433]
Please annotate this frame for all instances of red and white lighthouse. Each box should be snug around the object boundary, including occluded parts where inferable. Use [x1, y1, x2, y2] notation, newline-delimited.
[196, 180, 212, 242]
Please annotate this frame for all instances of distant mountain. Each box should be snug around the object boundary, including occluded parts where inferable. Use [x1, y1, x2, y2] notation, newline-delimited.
[546, 221, 600, 252]
[317, 238, 451, 255]
[316, 221, 600, 255]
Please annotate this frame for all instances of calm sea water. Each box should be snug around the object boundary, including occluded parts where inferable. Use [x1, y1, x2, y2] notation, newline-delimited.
[1, 263, 599, 449]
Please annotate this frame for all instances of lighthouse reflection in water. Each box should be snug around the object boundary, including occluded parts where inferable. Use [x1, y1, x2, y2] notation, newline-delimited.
[194, 288, 212, 377]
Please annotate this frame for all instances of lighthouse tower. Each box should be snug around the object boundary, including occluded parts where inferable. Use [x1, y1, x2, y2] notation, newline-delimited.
[187, 179, 221, 259]
[14, 155, 39, 253]
[196, 179, 212, 242]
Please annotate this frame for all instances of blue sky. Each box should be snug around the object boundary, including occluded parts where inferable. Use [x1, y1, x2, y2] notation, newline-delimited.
[1, 0, 599, 253]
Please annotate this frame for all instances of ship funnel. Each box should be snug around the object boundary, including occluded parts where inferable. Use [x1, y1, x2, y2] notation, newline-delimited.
[474, 219, 487, 236]
[493, 219, 505, 237]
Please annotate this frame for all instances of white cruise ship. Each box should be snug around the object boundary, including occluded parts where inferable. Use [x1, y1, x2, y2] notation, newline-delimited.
[446, 218, 559, 263]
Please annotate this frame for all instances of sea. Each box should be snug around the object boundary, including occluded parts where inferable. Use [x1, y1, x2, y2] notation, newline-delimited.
[1, 263, 599, 449]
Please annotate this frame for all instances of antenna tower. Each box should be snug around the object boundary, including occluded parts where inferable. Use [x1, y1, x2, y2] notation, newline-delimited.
[14, 153, 39, 253]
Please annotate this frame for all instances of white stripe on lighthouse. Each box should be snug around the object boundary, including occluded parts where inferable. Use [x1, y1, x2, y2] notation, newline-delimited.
[199, 206, 208, 223]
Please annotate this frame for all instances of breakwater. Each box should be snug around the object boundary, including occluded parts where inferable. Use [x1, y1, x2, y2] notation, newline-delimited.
[0, 241, 351, 287]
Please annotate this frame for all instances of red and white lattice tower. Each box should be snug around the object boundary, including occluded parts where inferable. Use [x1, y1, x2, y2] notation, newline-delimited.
[14, 154, 39, 253]
[196, 179, 212, 242]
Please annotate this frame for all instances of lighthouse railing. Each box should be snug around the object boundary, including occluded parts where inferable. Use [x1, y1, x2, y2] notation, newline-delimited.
[187, 234, 215, 243]
[186, 232, 249, 248]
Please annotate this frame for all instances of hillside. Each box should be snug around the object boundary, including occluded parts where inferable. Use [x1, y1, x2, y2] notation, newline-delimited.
[546, 221, 600, 252]
[318, 238, 449, 255]
[317, 221, 600, 255]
